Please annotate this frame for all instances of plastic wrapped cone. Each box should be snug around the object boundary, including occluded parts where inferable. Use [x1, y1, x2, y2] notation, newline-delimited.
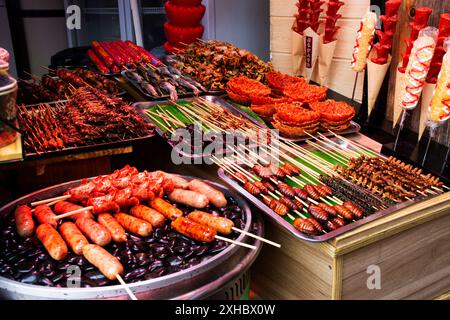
[367, 51, 392, 116]
[393, 65, 406, 128]
[318, 36, 337, 86]
[419, 82, 436, 141]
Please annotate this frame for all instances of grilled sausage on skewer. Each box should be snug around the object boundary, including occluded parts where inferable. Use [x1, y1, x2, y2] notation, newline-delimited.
[130, 205, 165, 228]
[76, 217, 112, 246]
[243, 182, 261, 196]
[188, 179, 227, 208]
[34, 205, 58, 228]
[188, 211, 234, 235]
[115, 213, 153, 237]
[168, 189, 209, 209]
[332, 217, 346, 227]
[253, 181, 269, 195]
[82, 244, 124, 281]
[307, 218, 324, 233]
[97, 213, 127, 243]
[277, 182, 296, 198]
[54, 201, 93, 221]
[150, 198, 183, 221]
[15, 205, 35, 237]
[171, 216, 217, 243]
[293, 187, 309, 201]
[36, 224, 68, 261]
[304, 185, 321, 201]
[59, 222, 89, 255]
[279, 197, 299, 211]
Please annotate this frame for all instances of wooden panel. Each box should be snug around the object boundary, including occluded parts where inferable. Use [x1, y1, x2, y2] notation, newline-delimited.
[271, 52, 364, 102]
[251, 217, 334, 299]
[270, 0, 370, 19]
[271, 16, 363, 59]
[341, 212, 450, 299]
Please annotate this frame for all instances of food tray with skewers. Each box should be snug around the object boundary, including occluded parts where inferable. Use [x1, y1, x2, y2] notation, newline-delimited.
[17, 67, 124, 106]
[0, 166, 267, 299]
[133, 96, 266, 159]
[122, 64, 207, 101]
[17, 86, 154, 159]
[215, 132, 449, 242]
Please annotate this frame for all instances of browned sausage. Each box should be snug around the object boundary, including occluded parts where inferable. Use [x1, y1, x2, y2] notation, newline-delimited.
[54, 201, 93, 221]
[188, 180, 227, 208]
[15, 205, 35, 237]
[59, 222, 89, 255]
[97, 213, 127, 243]
[34, 205, 57, 228]
[168, 189, 209, 209]
[76, 217, 111, 246]
[188, 211, 234, 235]
[82, 244, 124, 281]
[171, 216, 216, 243]
[150, 198, 183, 220]
[155, 171, 189, 189]
[36, 224, 68, 260]
[129, 205, 165, 228]
[115, 213, 152, 237]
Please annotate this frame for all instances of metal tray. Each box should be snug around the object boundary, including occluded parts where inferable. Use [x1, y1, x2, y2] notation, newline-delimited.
[121, 70, 199, 101]
[133, 95, 266, 159]
[225, 99, 361, 142]
[216, 138, 447, 242]
[0, 176, 260, 299]
[18, 104, 154, 160]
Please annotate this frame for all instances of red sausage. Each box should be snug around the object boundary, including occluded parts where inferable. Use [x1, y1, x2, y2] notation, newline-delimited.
[54, 201, 93, 221]
[59, 222, 89, 255]
[82, 244, 124, 281]
[76, 217, 112, 246]
[15, 205, 35, 237]
[97, 213, 127, 243]
[36, 224, 68, 261]
[34, 205, 57, 228]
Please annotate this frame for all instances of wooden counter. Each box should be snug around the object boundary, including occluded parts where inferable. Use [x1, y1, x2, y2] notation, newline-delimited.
[251, 134, 450, 300]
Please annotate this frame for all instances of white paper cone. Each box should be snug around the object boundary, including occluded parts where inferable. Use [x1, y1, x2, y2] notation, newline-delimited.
[318, 37, 337, 86]
[303, 27, 320, 81]
[393, 65, 406, 128]
[366, 52, 392, 117]
[418, 82, 436, 141]
[291, 23, 305, 77]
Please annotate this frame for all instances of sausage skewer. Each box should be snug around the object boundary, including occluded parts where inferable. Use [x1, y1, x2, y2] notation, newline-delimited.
[171, 216, 257, 250]
[30, 194, 71, 207]
[82, 244, 137, 300]
[188, 211, 281, 248]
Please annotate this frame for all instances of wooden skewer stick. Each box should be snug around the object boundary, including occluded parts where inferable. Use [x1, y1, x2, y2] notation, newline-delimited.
[215, 235, 257, 250]
[116, 274, 138, 300]
[231, 227, 281, 248]
[54, 206, 94, 220]
[31, 194, 71, 207]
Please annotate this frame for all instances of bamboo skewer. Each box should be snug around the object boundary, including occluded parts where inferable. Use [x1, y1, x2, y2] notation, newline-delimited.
[116, 274, 138, 300]
[31, 195, 71, 207]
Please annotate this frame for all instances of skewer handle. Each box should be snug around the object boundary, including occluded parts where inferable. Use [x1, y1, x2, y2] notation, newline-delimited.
[116, 274, 138, 300]
[215, 235, 257, 250]
[55, 206, 94, 220]
[231, 227, 281, 248]
[31, 194, 71, 207]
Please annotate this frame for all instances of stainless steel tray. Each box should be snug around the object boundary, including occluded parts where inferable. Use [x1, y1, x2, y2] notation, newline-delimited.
[133, 95, 266, 159]
[216, 138, 446, 242]
[0, 175, 260, 299]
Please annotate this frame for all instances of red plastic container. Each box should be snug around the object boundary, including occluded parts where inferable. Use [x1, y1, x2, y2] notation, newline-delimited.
[165, 2, 205, 27]
[164, 23, 204, 45]
[170, 0, 202, 6]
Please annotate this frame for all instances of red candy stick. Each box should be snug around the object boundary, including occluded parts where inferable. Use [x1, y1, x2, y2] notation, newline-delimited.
[399, 7, 432, 73]
[370, 0, 401, 65]
[427, 14, 450, 83]
[323, 0, 344, 44]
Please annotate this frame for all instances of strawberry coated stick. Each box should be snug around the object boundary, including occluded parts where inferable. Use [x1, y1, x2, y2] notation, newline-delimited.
[323, 0, 344, 44]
